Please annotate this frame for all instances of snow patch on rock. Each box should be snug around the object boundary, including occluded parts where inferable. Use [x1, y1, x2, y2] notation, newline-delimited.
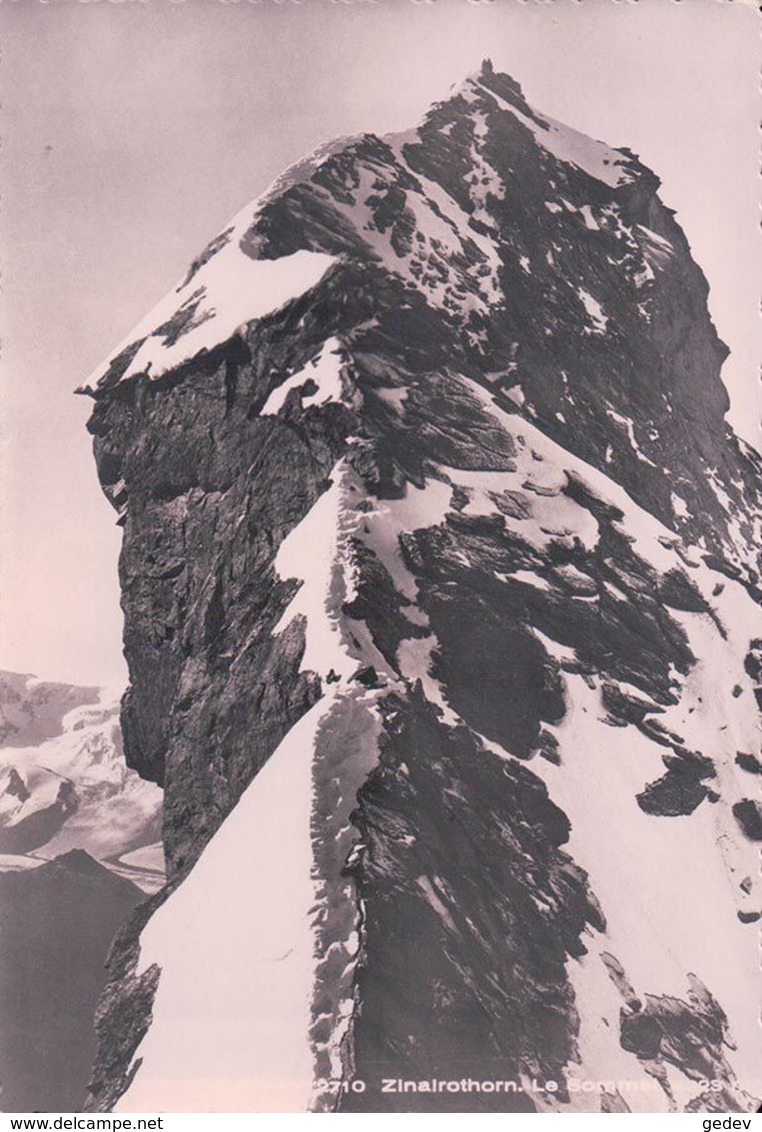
[89, 249, 336, 388]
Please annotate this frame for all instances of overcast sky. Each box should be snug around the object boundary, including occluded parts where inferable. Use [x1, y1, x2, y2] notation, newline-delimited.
[1, 0, 759, 686]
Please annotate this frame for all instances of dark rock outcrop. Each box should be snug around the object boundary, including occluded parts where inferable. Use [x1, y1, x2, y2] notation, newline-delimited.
[637, 751, 716, 817]
[732, 800, 762, 842]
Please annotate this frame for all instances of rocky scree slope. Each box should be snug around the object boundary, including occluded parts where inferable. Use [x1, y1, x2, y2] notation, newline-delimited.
[80, 63, 762, 1113]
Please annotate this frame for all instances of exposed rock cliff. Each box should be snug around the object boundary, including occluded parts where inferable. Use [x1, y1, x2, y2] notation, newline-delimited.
[81, 64, 761, 1113]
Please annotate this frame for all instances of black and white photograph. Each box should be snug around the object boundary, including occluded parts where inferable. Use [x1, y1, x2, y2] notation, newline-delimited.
[1, 0, 760, 1117]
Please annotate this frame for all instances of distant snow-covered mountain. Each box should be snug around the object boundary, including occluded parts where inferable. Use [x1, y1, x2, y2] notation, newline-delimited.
[0, 671, 163, 892]
[0, 673, 163, 1113]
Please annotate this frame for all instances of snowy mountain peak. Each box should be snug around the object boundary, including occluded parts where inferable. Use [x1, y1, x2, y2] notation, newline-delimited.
[81, 71, 762, 1114]
[80, 66, 641, 394]
[458, 57, 527, 104]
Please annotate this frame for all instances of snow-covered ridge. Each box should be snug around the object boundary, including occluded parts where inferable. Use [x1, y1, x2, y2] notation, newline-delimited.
[471, 77, 636, 189]
[118, 458, 392, 1112]
[84, 248, 337, 389]
[117, 695, 330, 1112]
[82, 63, 650, 396]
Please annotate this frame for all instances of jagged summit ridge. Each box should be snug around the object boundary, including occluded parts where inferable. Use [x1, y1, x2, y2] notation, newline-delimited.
[82, 69, 762, 1114]
[82, 63, 640, 391]
[84, 65, 758, 583]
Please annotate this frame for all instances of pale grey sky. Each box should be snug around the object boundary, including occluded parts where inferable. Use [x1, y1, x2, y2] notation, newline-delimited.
[1, 0, 759, 685]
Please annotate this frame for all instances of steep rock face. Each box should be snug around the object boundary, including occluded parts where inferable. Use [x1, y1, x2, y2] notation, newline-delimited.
[81, 64, 761, 1112]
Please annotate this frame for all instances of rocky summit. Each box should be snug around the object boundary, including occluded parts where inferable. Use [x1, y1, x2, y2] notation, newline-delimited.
[79, 63, 761, 1113]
